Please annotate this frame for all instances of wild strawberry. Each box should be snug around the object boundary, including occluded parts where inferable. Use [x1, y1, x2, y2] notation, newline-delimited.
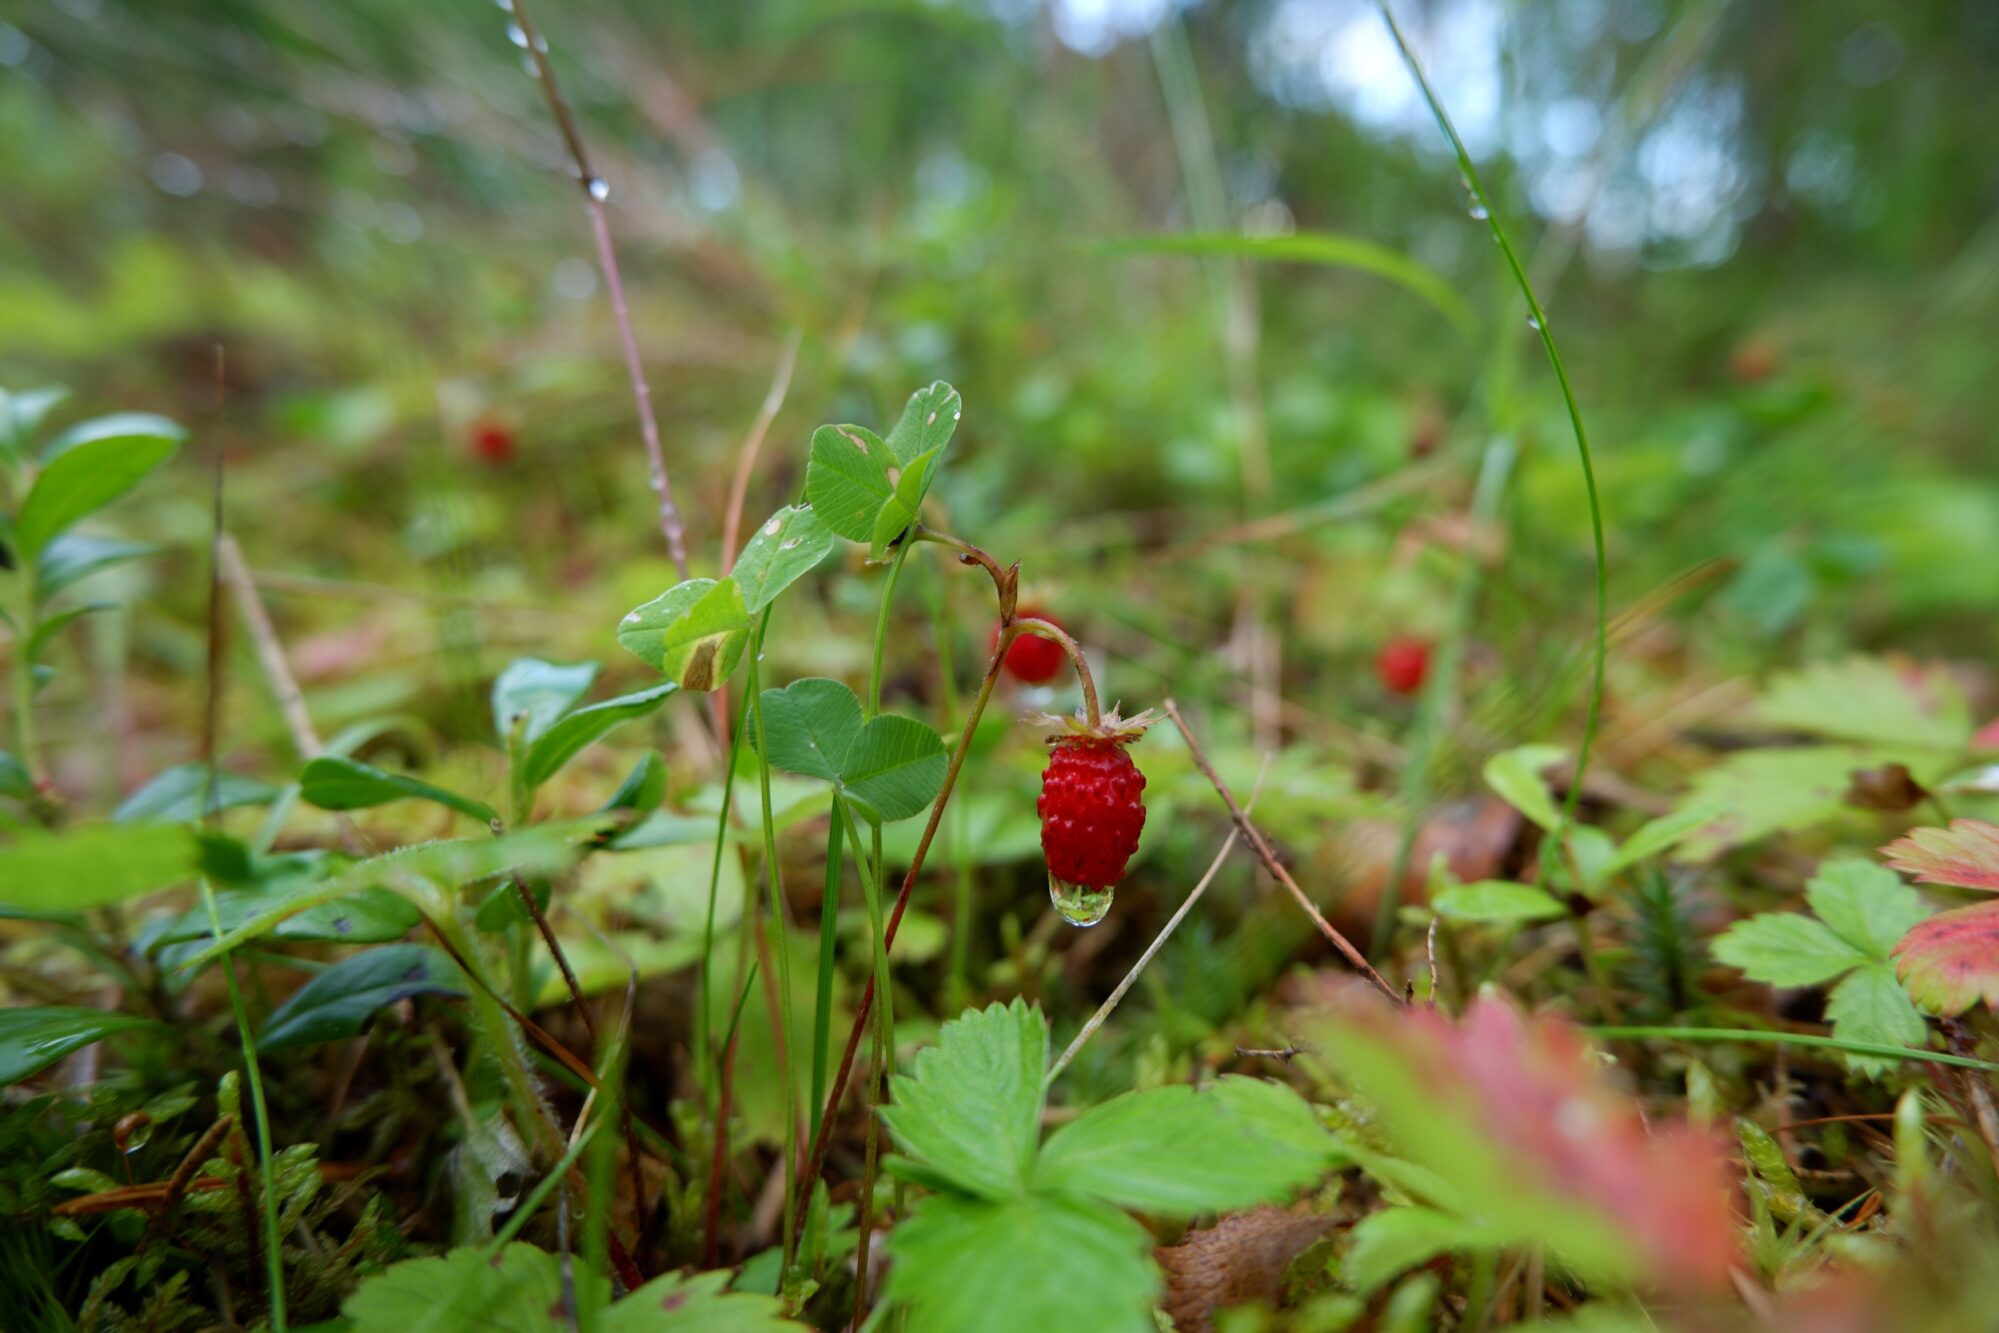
[470, 419, 516, 465]
[1376, 636, 1429, 696]
[992, 608, 1067, 685]
[1035, 707, 1155, 926]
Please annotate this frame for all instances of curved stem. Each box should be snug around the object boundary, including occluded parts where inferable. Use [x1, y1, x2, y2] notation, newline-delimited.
[913, 524, 1015, 614]
[1377, 0, 1609, 882]
[1009, 618, 1101, 729]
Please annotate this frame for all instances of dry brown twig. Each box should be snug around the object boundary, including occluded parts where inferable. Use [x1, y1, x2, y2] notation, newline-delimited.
[1162, 699, 1402, 1005]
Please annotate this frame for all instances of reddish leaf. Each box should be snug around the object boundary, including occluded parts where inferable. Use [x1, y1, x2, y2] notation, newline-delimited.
[1893, 899, 1999, 1015]
[1880, 819, 1999, 891]
[1305, 990, 1737, 1291]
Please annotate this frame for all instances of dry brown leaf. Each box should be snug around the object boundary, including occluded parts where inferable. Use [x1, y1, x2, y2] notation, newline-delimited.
[1156, 1206, 1334, 1332]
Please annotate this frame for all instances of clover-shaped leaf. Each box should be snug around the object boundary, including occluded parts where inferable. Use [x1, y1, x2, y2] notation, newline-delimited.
[617, 577, 752, 691]
[752, 677, 946, 823]
[805, 382, 960, 560]
[731, 503, 835, 613]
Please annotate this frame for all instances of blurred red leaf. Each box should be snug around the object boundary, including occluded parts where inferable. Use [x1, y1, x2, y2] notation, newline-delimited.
[1880, 819, 1999, 891]
[1893, 900, 1999, 1015]
[1308, 991, 1737, 1292]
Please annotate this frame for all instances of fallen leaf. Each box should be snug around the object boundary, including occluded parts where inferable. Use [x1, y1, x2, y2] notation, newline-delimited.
[1157, 1207, 1335, 1333]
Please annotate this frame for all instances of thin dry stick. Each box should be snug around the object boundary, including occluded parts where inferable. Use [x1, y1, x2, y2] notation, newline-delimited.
[1046, 758, 1270, 1085]
[1163, 699, 1401, 1004]
[217, 535, 321, 758]
[508, 0, 690, 578]
[719, 329, 804, 565]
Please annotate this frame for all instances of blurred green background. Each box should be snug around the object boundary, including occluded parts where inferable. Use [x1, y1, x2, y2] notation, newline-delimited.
[4, 0, 1997, 822]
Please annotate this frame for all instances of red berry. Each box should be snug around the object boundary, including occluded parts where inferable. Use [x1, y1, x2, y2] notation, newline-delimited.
[1377, 636, 1430, 696]
[1038, 737, 1147, 889]
[470, 419, 515, 465]
[992, 608, 1067, 685]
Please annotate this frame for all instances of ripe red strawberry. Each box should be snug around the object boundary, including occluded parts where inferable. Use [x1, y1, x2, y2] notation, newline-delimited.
[470, 419, 516, 465]
[992, 608, 1067, 685]
[1376, 635, 1430, 696]
[1039, 734, 1147, 890]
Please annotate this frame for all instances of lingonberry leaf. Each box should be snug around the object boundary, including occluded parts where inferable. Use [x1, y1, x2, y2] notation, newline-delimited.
[0, 383, 68, 458]
[880, 998, 1046, 1200]
[1031, 1075, 1338, 1214]
[258, 943, 464, 1050]
[33, 533, 155, 604]
[519, 681, 676, 790]
[617, 577, 752, 691]
[1894, 900, 1999, 1015]
[0, 1006, 154, 1087]
[1754, 656, 1971, 751]
[730, 502, 835, 613]
[0, 822, 198, 912]
[1302, 993, 1737, 1290]
[489, 656, 599, 745]
[883, 1192, 1157, 1333]
[299, 755, 499, 826]
[111, 762, 280, 823]
[599, 750, 668, 817]
[1881, 818, 1999, 890]
[16, 415, 182, 561]
[883, 380, 962, 465]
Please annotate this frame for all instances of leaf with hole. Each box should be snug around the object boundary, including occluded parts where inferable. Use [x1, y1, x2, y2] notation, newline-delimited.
[617, 577, 752, 691]
[112, 762, 281, 823]
[730, 503, 835, 613]
[0, 1006, 154, 1087]
[16, 418, 182, 561]
[519, 682, 675, 790]
[299, 756, 498, 825]
[259, 944, 465, 1050]
[489, 657, 598, 745]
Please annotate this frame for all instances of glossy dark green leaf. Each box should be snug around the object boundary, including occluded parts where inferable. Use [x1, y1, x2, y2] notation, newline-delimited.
[0, 1006, 154, 1086]
[112, 762, 281, 823]
[259, 944, 464, 1050]
[489, 657, 598, 745]
[31, 534, 154, 603]
[299, 755, 498, 825]
[519, 681, 675, 790]
[17, 421, 182, 561]
[599, 750, 667, 817]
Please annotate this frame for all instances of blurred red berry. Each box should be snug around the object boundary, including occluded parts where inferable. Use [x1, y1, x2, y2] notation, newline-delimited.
[1377, 636, 1430, 696]
[470, 419, 515, 465]
[992, 608, 1067, 685]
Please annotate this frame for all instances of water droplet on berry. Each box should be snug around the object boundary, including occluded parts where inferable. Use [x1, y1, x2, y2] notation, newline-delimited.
[1049, 873, 1113, 927]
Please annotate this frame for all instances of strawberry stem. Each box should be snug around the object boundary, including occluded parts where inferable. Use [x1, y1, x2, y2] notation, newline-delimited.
[1007, 617, 1102, 729]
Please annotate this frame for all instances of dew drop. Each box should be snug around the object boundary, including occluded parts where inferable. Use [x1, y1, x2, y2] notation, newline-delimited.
[1526, 313, 1543, 331]
[763, 517, 781, 535]
[779, 537, 801, 550]
[1467, 198, 1489, 221]
[506, 21, 528, 47]
[586, 176, 609, 201]
[1049, 873, 1114, 927]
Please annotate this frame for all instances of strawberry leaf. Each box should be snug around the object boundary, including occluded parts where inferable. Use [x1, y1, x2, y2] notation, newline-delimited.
[1825, 965, 1930, 1077]
[880, 998, 1047, 1200]
[1754, 656, 1970, 750]
[883, 1192, 1156, 1333]
[1711, 912, 1868, 987]
[1881, 819, 1999, 891]
[1894, 900, 1999, 1015]
[1803, 858, 1931, 959]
